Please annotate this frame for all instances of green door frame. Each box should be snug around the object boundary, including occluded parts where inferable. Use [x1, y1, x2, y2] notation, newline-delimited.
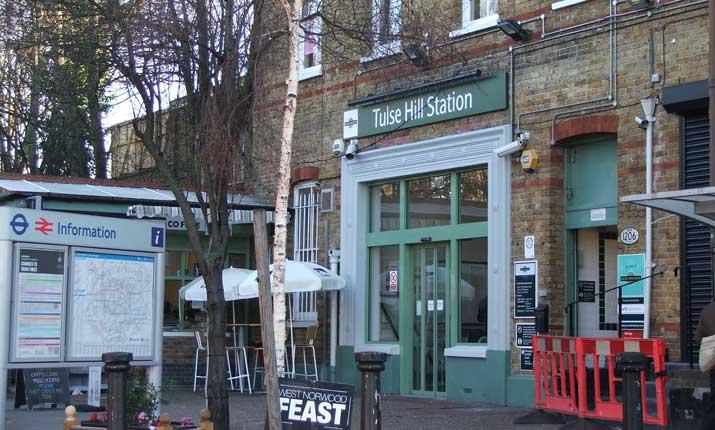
[364, 169, 490, 396]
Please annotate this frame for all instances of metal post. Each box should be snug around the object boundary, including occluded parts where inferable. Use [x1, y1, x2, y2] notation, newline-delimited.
[615, 352, 646, 430]
[329, 250, 340, 382]
[355, 351, 387, 430]
[0, 241, 13, 430]
[103, 352, 133, 430]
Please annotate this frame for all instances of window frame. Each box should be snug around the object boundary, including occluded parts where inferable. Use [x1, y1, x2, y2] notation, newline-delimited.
[449, 0, 499, 39]
[298, 0, 322, 80]
[365, 168, 490, 347]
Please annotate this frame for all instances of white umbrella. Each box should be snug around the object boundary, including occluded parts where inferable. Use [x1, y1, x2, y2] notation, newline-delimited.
[238, 260, 345, 296]
[179, 268, 256, 302]
[238, 260, 345, 379]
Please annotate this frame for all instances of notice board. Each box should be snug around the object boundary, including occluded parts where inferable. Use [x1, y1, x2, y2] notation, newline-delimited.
[10, 245, 67, 363]
[514, 261, 537, 318]
[67, 249, 156, 361]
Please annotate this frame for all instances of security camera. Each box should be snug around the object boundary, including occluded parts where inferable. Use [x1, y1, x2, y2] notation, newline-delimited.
[345, 140, 358, 160]
[635, 116, 648, 129]
[494, 139, 525, 158]
[332, 139, 345, 157]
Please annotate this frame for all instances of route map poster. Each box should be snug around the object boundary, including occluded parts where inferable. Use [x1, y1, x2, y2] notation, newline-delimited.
[12, 247, 66, 362]
[68, 250, 156, 361]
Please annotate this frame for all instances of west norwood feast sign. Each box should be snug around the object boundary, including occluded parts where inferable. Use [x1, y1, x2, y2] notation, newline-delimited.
[279, 378, 354, 429]
[343, 73, 508, 139]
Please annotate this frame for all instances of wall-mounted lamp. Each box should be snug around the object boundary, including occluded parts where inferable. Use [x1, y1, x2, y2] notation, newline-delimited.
[403, 43, 429, 67]
[497, 20, 532, 42]
[628, 0, 655, 9]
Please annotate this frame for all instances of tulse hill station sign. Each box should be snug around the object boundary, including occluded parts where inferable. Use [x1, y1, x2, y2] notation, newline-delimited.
[343, 72, 508, 139]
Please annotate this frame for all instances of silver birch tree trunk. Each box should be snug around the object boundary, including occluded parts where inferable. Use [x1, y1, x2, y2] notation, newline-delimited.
[271, 0, 303, 380]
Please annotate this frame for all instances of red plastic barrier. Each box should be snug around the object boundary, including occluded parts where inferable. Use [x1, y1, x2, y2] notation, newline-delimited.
[533, 335, 668, 428]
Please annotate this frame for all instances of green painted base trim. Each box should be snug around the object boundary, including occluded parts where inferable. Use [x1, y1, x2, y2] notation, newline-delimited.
[445, 350, 509, 404]
[335, 346, 400, 394]
[506, 375, 535, 408]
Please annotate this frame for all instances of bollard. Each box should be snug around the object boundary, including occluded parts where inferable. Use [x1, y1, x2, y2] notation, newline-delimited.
[156, 414, 172, 430]
[64, 405, 78, 430]
[615, 352, 647, 430]
[102, 352, 133, 430]
[355, 351, 387, 430]
[199, 409, 214, 430]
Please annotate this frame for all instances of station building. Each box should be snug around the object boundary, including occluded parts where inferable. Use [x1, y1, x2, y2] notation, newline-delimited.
[248, 0, 712, 407]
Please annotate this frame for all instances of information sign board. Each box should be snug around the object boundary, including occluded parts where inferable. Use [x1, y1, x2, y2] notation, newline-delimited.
[520, 350, 534, 371]
[617, 254, 646, 338]
[279, 378, 353, 429]
[515, 323, 536, 349]
[514, 261, 538, 318]
[577, 280, 596, 302]
[11, 245, 67, 362]
[23, 368, 70, 409]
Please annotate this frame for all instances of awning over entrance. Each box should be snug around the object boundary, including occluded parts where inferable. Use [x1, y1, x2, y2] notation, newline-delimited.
[621, 187, 715, 228]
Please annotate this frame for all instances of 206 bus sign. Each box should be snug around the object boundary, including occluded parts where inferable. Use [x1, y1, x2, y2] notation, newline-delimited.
[619, 227, 640, 245]
[279, 378, 353, 429]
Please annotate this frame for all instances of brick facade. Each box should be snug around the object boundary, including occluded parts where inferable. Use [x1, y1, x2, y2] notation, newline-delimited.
[250, 0, 710, 380]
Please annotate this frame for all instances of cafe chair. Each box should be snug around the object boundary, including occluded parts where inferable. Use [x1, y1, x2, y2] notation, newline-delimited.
[291, 325, 319, 381]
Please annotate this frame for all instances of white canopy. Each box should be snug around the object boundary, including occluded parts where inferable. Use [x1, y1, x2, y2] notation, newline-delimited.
[238, 260, 346, 297]
[179, 268, 256, 302]
[621, 186, 715, 228]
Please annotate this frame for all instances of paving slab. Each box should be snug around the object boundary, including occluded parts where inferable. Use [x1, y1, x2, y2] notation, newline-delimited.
[6, 390, 567, 430]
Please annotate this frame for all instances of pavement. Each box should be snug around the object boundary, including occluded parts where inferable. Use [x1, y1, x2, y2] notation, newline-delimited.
[5, 390, 566, 430]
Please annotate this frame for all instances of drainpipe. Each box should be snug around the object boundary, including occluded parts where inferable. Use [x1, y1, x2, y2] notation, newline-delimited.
[642, 98, 657, 339]
[329, 249, 341, 381]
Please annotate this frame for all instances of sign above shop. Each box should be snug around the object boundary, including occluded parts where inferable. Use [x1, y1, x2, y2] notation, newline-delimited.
[343, 73, 508, 139]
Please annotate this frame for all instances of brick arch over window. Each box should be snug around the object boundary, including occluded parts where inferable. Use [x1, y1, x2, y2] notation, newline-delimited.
[552, 115, 619, 145]
[291, 166, 320, 184]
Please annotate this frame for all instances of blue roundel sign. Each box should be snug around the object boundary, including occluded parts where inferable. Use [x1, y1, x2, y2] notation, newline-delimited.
[10, 214, 29, 235]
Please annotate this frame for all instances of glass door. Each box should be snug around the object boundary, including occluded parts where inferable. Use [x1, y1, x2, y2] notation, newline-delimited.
[411, 244, 449, 396]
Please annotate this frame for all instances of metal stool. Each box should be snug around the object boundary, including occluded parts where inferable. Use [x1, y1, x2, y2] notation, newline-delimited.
[226, 346, 252, 393]
[193, 331, 208, 392]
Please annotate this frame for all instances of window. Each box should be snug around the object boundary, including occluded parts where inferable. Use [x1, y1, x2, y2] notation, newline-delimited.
[368, 245, 400, 342]
[371, 182, 400, 232]
[407, 174, 451, 229]
[293, 182, 320, 323]
[459, 238, 488, 343]
[459, 168, 488, 223]
[363, 0, 401, 61]
[164, 249, 248, 331]
[299, 0, 322, 80]
[450, 0, 499, 38]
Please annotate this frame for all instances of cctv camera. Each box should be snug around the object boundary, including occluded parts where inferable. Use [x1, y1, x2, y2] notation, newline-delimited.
[635, 116, 648, 129]
[494, 139, 525, 158]
[345, 140, 358, 160]
[332, 139, 345, 157]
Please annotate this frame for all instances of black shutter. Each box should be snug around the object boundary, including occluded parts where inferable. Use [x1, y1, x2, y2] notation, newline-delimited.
[680, 112, 712, 363]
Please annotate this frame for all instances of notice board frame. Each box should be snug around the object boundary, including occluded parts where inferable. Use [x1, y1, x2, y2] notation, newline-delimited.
[9, 244, 68, 364]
